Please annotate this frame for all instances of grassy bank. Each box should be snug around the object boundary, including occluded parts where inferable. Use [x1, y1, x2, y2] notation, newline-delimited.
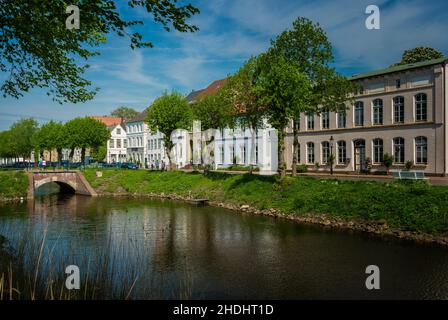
[0, 171, 28, 200]
[84, 169, 448, 236]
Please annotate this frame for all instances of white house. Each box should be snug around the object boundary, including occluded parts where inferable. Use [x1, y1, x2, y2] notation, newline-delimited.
[107, 123, 127, 163]
[213, 123, 278, 175]
[125, 112, 148, 166]
[188, 79, 279, 174]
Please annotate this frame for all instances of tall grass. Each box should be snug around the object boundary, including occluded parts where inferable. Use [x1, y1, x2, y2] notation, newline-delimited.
[0, 224, 194, 300]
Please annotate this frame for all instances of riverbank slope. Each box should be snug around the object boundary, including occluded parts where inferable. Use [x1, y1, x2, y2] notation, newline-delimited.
[0, 171, 28, 201]
[82, 169, 448, 244]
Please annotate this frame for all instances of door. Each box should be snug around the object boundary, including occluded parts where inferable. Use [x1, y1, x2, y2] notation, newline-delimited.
[354, 139, 366, 173]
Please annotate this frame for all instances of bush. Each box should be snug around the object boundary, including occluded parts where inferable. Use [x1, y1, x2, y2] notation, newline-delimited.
[405, 160, 413, 171]
[297, 164, 308, 173]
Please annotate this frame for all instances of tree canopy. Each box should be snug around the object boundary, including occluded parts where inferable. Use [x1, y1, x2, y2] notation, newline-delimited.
[32, 121, 67, 162]
[64, 117, 110, 162]
[146, 91, 192, 168]
[0, 0, 200, 103]
[110, 106, 140, 120]
[258, 17, 354, 177]
[8, 118, 39, 159]
[393, 47, 444, 66]
[192, 83, 235, 131]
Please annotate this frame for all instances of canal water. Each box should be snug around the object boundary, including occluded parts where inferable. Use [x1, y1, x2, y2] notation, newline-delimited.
[0, 186, 448, 299]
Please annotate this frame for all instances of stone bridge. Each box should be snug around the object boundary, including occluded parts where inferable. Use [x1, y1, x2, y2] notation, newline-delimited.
[28, 171, 97, 198]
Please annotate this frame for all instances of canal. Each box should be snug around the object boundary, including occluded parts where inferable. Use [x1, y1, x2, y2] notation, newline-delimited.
[0, 187, 448, 299]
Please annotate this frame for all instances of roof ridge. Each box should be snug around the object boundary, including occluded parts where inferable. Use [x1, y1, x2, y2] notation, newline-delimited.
[350, 57, 447, 80]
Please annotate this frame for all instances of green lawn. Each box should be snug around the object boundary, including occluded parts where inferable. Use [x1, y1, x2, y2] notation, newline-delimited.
[0, 170, 28, 199]
[84, 169, 448, 235]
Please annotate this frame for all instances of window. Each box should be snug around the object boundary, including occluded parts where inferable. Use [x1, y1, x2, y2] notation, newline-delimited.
[109, 139, 114, 149]
[355, 102, 364, 126]
[307, 112, 314, 130]
[396, 79, 401, 89]
[229, 145, 234, 163]
[337, 141, 347, 164]
[393, 137, 405, 164]
[158, 139, 162, 149]
[117, 139, 121, 148]
[307, 142, 315, 164]
[321, 110, 329, 129]
[322, 141, 330, 164]
[373, 99, 383, 125]
[338, 112, 346, 128]
[415, 93, 427, 121]
[372, 138, 383, 164]
[117, 128, 121, 135]
[394, 96, 404, 123]
[415, 136, 427, 164]
[124, 139, 128, 148]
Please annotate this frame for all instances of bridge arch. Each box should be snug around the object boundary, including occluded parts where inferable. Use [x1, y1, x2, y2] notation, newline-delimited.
[34, 178, 76, 194]
[29, 171, 97, 198]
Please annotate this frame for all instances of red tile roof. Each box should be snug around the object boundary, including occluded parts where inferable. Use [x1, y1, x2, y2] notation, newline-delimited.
[196, 78, 228, 100]
[91, 116, 123, 127]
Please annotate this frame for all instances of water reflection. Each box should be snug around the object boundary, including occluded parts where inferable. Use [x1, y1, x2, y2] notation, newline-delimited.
[0, 195, 448, 299]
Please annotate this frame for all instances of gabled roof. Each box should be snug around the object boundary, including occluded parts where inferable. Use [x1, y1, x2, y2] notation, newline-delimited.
[349, 57, 447, 81]
[108, 123, 126, 132]
[91, 116, 123, 126]
[125, 108, 148, 123]
[186, 89, 204, 104]
[196, 78, 228, 100]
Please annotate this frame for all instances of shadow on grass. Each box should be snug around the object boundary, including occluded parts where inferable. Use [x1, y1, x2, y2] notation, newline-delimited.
[227, 173, 277, 189]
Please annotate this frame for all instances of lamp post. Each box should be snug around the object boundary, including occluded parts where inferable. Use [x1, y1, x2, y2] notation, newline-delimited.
[330, 135, 334, 175]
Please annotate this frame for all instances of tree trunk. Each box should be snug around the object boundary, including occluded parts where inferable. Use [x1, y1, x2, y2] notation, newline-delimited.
[250, 127, 256, 174]
[277, 127, 286, 179]
[69, 149, 74, 163]
[81, 148, 86, 166]
[57, 148, 62, 168]
[292, 119, 300, 177]
[165, 146, 172, 170]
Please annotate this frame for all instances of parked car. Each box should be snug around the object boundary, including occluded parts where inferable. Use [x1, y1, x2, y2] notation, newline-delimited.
[121, 163, 138, 170]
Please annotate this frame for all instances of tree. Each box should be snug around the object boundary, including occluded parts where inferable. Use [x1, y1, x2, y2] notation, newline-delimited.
[146, 91, 192, 169]
[8, 118, 39, 160]
[91, 143, 107, 162]
[0, 0, 200, 103]
[192, 82, 235, 166]
[0, 130, 14, 162]
[382, 153, 394, 175]
[228, 56, 267, 173]
[32, 121, 67, 165]
[393, 47, 444, 66]
[264, 17, 354, 177]
[256, 54, 313, 178]
[64, 117, 110, 164]
[110, 107, 140, 120]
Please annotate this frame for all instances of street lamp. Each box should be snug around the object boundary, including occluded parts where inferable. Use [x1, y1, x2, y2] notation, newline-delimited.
[330, 135, 334, 175]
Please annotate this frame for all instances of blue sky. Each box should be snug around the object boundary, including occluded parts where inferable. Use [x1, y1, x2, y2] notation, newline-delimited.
[1, 0, 447, 130]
